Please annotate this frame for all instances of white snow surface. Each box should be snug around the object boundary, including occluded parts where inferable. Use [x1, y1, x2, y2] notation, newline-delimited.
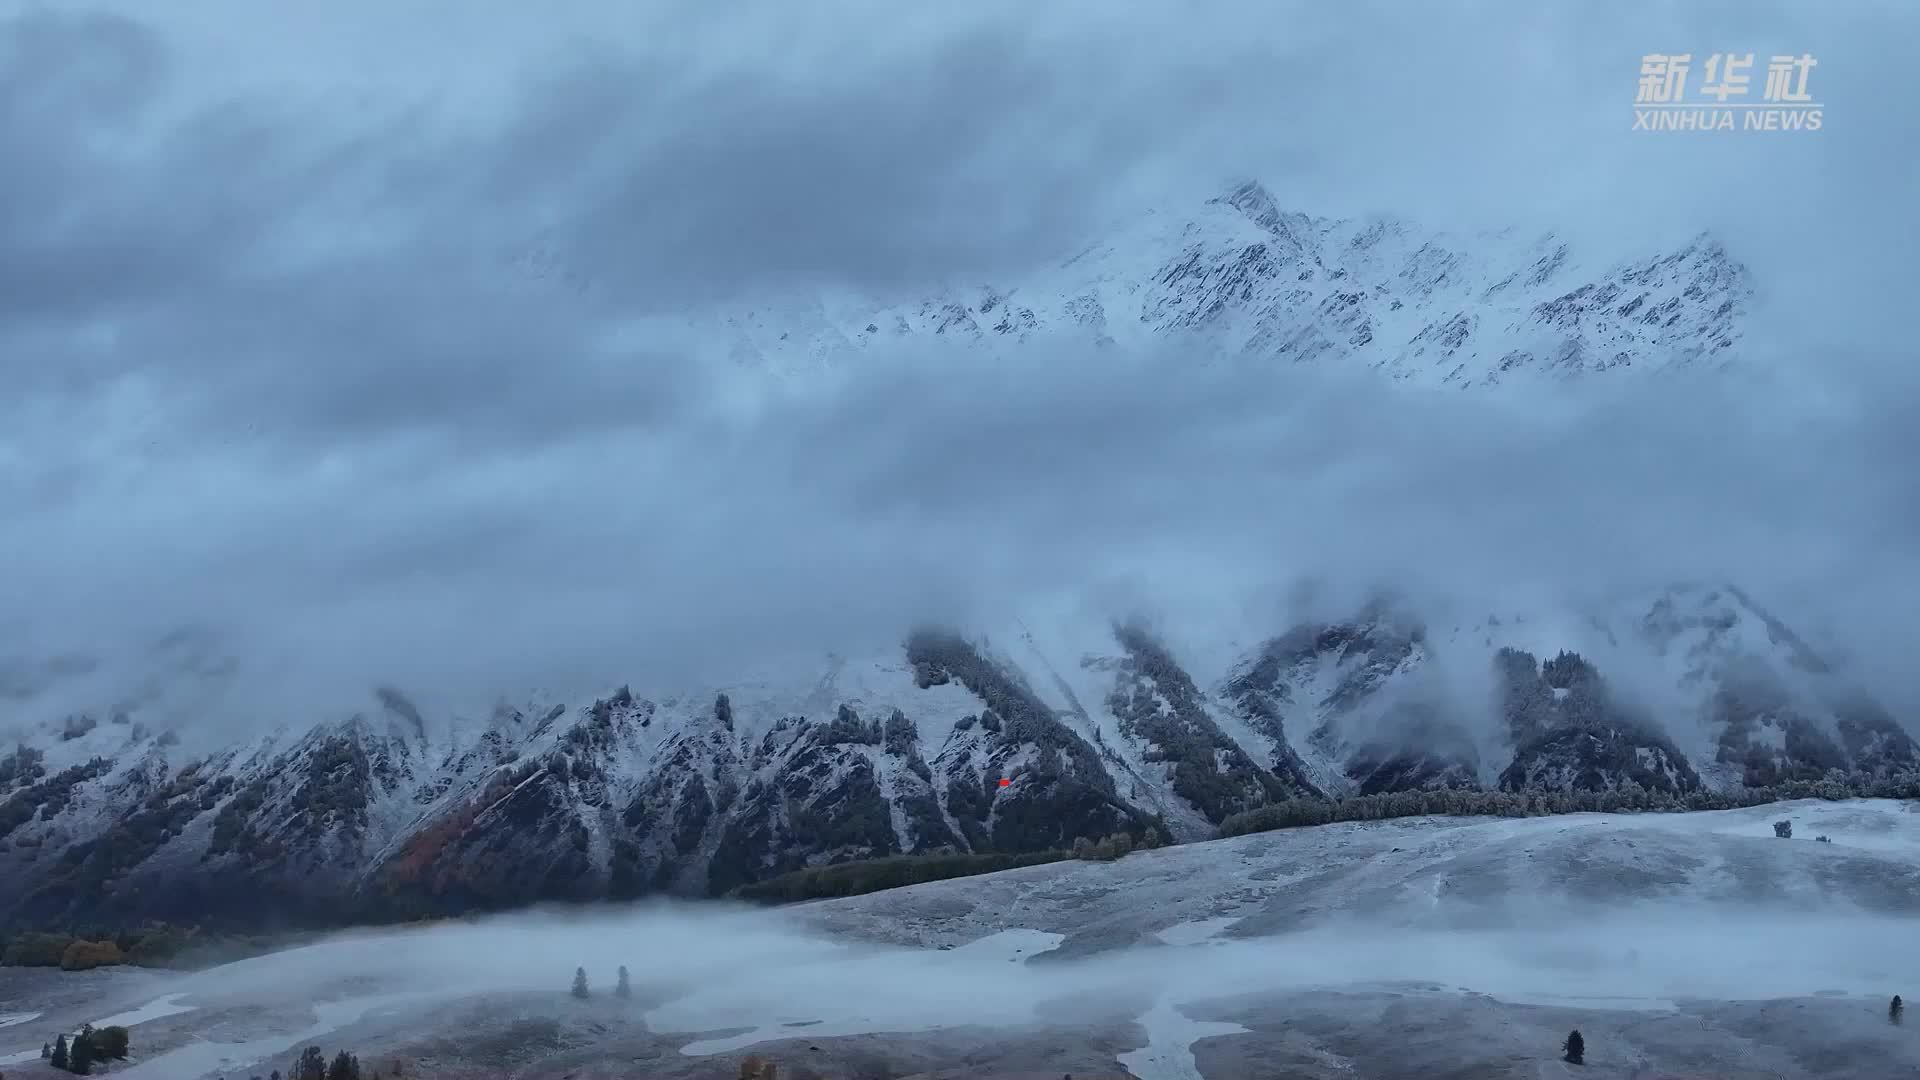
[0, 995, 196, 1066]
[1117, 999, 1251, 1080]
[112, 992, 424, 1080]
[92, 992, 198, 1029]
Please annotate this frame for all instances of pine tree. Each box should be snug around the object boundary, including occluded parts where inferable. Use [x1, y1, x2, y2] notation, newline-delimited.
[1892, 994, 1905, 1024]
[295, 1046, 328, 1080]
[571, 966, 590, 998]
[50, 1034, 68, 1070]
[40, 1043, 48, 1060]
[1562, 1028, 1585, 1065]
[326, 1049, 362, 1080]
[616, 965, 632, 999]
[67, 1026, 95, 1075]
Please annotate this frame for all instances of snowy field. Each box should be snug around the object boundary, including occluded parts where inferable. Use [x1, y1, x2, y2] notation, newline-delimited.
[1, 799, 1916, 1079]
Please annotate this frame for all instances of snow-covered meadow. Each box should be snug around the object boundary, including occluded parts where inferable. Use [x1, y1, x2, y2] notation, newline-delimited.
[2, 799, 1915, 1078]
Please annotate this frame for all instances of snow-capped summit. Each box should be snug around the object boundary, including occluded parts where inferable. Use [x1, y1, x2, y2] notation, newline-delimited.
[679, 180, 1751, 387]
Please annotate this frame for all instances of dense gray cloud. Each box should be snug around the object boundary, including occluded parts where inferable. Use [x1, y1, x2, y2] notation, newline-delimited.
[0, 0, 1915, 731]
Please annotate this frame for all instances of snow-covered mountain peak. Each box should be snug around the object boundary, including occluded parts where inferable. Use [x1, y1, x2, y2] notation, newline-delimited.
[1208, 179, 1324, 261]
[677, 179, 1753, 389]
[1630, 583, 1831, 689]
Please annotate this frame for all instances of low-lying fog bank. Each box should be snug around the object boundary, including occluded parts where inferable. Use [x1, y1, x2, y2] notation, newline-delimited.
[1, 800, 1914, 1078]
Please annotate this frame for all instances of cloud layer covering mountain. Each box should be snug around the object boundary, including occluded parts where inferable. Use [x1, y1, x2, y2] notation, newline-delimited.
[5, 13, 1920, 1080]
[5, 0, 1918, 733]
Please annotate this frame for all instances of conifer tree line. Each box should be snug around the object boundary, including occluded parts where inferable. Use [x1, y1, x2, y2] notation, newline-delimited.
[234, 1043, 399, 1080]
[0, 922, 206, 970]
[1218, 772, 1920, 838]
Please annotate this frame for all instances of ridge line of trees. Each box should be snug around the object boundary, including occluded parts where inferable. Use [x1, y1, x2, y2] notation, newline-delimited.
[1217, 773, 1920, 838]
[735, 829, 1167, 905]
[0, 922, 278, 971]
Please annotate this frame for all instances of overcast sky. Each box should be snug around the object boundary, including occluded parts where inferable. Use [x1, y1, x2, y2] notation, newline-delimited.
[1, 0, 1915, 731]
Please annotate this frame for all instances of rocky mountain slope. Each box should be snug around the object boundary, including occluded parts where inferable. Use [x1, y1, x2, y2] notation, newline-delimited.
[0, 584, 1911, 934]
[0, 186, 1877, 934]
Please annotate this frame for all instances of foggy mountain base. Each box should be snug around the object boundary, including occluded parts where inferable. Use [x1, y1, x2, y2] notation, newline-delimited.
[3, 580, 1916, 935]
[2, 800, 1917, 1079]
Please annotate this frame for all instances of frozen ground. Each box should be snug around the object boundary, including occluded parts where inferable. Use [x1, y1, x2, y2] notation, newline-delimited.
[0, 799, 1915, 1078]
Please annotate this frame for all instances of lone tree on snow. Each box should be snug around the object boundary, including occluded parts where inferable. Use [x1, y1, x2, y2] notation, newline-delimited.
[572, 966, 591, 998]
[616, 964, 632, 999]
[1563, 1029, 1585, 1065]
[1893, 995, 1905, 1024]
[1773, 819, 1792, 838]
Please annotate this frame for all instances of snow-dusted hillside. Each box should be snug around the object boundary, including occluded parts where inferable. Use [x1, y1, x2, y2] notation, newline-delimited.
[797, 797, 1920, 947]
[1218, 584, 1916, 799]
[5, 800, 1918, 1080]
[667, 180, 1752, 387]
[0, 581, 1912, 933]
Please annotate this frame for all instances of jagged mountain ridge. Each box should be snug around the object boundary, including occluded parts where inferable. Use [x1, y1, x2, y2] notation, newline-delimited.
[653, 180, 1752, 387]
[0, 584, 1910, 934]
[0, 185, 1855, 936]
